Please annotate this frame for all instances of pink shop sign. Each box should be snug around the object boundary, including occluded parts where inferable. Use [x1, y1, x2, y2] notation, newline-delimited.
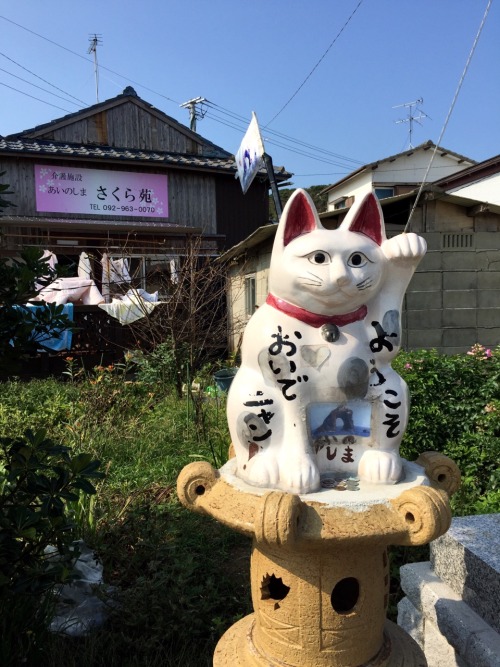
[35, 165, 168, 218]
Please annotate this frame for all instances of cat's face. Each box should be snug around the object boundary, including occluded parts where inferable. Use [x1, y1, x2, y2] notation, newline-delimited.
[269, 190, 387, 315]
[275, 228, 384, 313]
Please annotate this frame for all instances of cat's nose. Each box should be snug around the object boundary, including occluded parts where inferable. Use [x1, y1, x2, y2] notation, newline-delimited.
[337, 275, 350, 287]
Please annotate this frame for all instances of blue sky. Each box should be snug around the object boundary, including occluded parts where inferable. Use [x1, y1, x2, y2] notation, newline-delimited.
[1, 1, 498, 189]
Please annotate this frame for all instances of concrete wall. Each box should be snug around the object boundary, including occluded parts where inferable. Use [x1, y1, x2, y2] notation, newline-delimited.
[404, 225, 500, 354]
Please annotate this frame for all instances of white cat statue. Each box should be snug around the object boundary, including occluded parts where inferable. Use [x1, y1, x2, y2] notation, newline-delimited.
[227, 189, 427, 495]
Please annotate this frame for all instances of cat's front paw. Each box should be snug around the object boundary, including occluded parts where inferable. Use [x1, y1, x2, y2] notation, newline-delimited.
[358, 450, 402, 484]
[241, 452, 280, 489]
[279, 455, 320, 494]
[382, 233, 426, 263]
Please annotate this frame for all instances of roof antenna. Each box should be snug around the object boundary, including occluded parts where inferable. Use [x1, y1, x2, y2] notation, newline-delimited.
[393, 98, 430, 149]
[180, 97, 208, 132]
[88, 34, 102, 104]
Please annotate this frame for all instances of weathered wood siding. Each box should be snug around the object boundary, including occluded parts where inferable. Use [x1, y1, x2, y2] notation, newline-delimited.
[216, 177, 269, 250]
[0, 158, 215, 233]
[30, 102, 201, 154]
[168, 171, 217, 233]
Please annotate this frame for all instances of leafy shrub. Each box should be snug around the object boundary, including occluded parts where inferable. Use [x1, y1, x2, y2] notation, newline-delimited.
[0, 429, 104, 666]
[395, 345, 500, 514]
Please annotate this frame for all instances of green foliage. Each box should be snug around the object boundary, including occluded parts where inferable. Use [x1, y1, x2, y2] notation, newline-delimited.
[395, 345, 500, 515]
[1, 345, 498, 662]
[270, 184, 329, 218]
[131, 340, 188, 388]
[0, 429, 104, 665]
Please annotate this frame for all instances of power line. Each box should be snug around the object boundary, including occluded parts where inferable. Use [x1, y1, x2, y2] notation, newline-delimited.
[0, 15, 181, 107]
[0, 81, 73, 113]
[0, 66, 83, 108]
[264, 0, 364, 127]
[0, 13, 365, 171]
[405, 0, 492, 232]
[0, 51, 87, 105]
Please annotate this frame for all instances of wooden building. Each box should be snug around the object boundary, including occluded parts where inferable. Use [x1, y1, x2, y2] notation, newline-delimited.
[0, 87, 289, 371]
[0, 86, 289, 286]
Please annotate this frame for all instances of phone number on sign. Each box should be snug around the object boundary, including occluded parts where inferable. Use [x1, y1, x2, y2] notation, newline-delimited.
[91, 204, 156, 213]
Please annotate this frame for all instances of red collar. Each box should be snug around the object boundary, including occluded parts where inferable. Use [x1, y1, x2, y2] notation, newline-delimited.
[266, 294, 367, 328]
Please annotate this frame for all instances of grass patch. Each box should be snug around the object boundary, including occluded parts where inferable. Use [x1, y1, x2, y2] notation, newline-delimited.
[1, 345, 499, 663]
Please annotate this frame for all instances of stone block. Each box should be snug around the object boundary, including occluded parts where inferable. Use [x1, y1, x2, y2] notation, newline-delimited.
[443, 291, 477, 309]
[397, 596, 424, 648]
[442, 328, 477, 347]
[410, 272, 442, 291]
[478, 309, 500, 327]
[400, 561, 500, 667]
[406, 291, 443, 310]
[444, 271, 477, 290]
[442, 308, 476, 328]
[478, 272, 500, 290]
[418, 251, 442, 271]
[407, 310, 443, 329]
[422, 233, 442, 251]
[431, 515, 500, 634]
[407, 329, 443, 349]
[477, 328, 500, 346]
[424, 617, 465, 667]
[474, 233, 498, 250]
[478, 290, 500, 308]
[443, 252, 483, 271]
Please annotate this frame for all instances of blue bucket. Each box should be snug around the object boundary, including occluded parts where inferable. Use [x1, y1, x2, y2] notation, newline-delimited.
[213, 368, 238, 392]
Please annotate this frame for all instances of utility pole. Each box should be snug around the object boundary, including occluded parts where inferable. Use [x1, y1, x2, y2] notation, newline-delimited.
[393, 98, 430, 148]
[180, 97, 208, 132]
[88, 34, 102, 104]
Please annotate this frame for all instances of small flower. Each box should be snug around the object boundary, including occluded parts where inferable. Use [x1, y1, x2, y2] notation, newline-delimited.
[485, 348, 492, 358]
[484, 403, 497, 413]
[405, 363, 413, 370]
[65, 356, 74, 362]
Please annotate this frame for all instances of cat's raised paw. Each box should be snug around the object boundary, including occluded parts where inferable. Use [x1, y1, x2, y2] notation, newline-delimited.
[382, 233, 426, 262]
[358, 450, 403, 485]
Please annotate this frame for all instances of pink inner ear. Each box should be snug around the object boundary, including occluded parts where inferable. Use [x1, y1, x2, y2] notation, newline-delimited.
[349, 194, 383, 245]
[284, 192, 317, 246]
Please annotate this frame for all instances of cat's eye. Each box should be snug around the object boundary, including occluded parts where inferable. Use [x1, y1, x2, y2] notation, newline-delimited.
[348, 252, 368, 267]
[308, 251, 331, 265]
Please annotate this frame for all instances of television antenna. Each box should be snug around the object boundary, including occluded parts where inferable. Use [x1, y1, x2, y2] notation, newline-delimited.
[180, 97, 208, 132]
[393, 98, 430, 148]
[87, 34, 102, 104]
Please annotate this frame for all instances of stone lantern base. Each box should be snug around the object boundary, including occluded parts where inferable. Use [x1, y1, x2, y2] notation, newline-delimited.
[177, 452, 460, 667]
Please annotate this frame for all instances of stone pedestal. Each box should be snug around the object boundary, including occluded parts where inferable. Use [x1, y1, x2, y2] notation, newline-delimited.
[177, 452, 460, 667]
[398, 514, 500, 667]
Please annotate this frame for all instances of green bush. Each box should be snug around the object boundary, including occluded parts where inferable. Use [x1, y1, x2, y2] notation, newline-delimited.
[0, 429, 104, 666]
[394, 344, 500, 515]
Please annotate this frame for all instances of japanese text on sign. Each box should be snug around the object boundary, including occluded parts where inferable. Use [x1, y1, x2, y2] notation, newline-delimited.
[35, 165, 168, 218]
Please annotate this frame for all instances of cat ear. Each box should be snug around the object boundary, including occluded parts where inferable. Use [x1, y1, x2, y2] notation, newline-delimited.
[341, 193, 386, 246]
[279, 189, 323, 247]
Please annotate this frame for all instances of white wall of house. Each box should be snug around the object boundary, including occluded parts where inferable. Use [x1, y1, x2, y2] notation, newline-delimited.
[447, 172, 500, 205]
[326, 148, 474, 211]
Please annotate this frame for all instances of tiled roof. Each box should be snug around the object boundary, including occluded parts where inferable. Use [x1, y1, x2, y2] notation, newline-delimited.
[0, 136, 238, 173]
[0, 135, 291, 181]
[6, 87, 232, 159]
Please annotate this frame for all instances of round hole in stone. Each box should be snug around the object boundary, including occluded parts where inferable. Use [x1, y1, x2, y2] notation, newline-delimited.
[195, 484, 205, 496]
[331, 577, 359, 614]
[437, 473, 446, 483]
[405, 511, 415, 524]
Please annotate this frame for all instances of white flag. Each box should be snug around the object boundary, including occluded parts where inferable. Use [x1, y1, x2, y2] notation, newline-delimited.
[235, 112, 265, 194]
